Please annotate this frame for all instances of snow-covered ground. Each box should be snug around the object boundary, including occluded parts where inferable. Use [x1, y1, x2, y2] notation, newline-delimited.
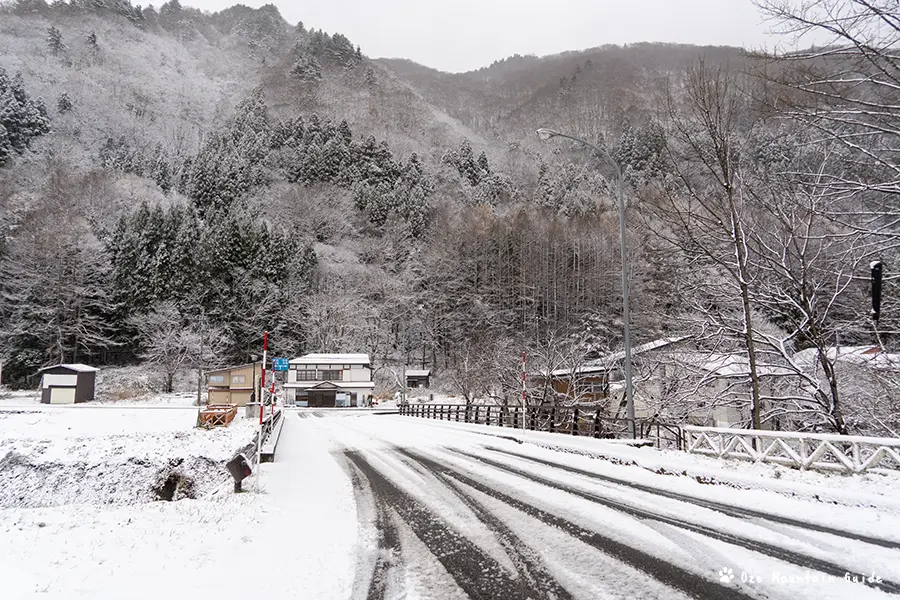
[2, 409, 899, 599]
[0, 401, 256, 508]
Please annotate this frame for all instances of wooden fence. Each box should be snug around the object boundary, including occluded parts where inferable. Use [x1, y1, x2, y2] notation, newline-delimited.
[398, 403, 682, 449]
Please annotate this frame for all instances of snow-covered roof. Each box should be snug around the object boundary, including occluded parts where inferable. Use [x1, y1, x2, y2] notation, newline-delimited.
[793, 346, 900, 371]
[39, 363, 99, 373]
[290, 354, 370, 365]
[602, 336, 693, 363]
[669, 352, 795, 378]
[550, 336, 692, 377]
[207, 363, 257, 374]
[406, 369, 430, 377]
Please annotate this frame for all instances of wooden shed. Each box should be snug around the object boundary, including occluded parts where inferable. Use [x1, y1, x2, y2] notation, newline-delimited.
[406, 369, 431, 388]
[206, 363, 260, 406]
[39, 364, 98, 404]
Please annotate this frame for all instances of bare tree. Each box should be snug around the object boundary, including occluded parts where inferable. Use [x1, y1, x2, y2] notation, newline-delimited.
[0, 165, 118, 382]
[754, 0, 900, 218]
[650, 62, 766, 429]
[129, 302, 228, 394]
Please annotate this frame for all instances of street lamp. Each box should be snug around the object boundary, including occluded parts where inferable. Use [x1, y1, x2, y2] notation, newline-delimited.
[536, 127, 636, 439]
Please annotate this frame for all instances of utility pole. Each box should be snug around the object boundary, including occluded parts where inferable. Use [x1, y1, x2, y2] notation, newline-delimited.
[872, 260, 885, 350]
[196, 309, 205, 407]
[521, 352, 527, 433]
[537, 128, 636, 438]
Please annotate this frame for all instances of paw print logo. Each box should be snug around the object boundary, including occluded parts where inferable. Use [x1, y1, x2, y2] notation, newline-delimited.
[719, 567, 735, 583]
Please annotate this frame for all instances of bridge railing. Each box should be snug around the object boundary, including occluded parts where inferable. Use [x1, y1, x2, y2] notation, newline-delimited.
[683, 425, 900, 473]
[398, 403, 682, 449]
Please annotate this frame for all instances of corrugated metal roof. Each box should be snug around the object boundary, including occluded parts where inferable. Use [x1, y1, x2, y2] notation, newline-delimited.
[549, 336, 692, 377]
[39, 363, 99, 373]
[206, 363, 258, 374]
[290, 353, 370, 365]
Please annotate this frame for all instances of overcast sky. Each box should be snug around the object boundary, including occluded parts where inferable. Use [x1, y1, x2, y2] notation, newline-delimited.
[182, 0, 776, 73]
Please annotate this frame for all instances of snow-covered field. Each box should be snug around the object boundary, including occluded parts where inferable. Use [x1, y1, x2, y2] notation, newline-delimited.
[2, 408, 899, 599]
[0, 401, 256, 509]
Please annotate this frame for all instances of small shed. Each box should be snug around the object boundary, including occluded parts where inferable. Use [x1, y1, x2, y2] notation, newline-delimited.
[206, 363, 260, 406]
[39, 364, 98, 404]
[406, 369, 431, 389]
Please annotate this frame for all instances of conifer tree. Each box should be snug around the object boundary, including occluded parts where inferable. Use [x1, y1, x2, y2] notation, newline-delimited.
[0, 69, 50, 165]
[46, 26, 66, 55]
[57, 92, 73, 114]
[86, 31, 100, 60]
[0, 124, 11, 166]
[291, 54, 322, 82]
[477, 151, 490, 174]
[365, 67, 377, 88]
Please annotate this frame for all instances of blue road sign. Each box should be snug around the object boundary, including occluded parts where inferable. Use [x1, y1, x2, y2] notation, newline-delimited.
[272, 357, 290, 371]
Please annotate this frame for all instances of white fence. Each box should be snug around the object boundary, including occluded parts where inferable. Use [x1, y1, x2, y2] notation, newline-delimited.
[683, 426, 900, 474]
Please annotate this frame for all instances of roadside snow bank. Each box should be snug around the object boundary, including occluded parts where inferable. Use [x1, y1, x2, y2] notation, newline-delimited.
[396, 418, 900, 510]
[0, 407, 256, 508]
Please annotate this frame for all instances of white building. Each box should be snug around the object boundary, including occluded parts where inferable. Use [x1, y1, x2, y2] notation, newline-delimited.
[284, 353, 375, 407]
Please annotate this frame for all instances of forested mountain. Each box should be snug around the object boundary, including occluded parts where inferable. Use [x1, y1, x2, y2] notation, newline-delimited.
[0, 0, 897, 437]
[381, 43, 743, 141]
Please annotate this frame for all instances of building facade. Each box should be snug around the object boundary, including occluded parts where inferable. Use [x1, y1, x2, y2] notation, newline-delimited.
[39, 364, 98, 404]
[206, 363, 260, 406]
[405, 369, 431, 389]
[285, 354, 374, 407]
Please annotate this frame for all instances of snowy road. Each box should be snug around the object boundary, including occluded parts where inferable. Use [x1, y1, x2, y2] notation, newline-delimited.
[6, 407, 897, 600]
[292, 410, 900, 600]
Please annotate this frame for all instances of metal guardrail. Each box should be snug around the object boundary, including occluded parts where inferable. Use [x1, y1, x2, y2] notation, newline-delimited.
[399, 403, 682, 449]
[225, 408, 283, 491]
[683, 426, 900, 473]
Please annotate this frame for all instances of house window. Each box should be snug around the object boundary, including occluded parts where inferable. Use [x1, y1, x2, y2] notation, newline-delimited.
[209, 375, 225, 384]
[296, 370, 317, 381]
[232, 375, 246, 384]
[317, 370, 342, 381]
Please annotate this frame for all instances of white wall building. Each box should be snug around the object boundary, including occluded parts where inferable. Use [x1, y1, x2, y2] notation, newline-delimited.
[285, 353, 375, 407]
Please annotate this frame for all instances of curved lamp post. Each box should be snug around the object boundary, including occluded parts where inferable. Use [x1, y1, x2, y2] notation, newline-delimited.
[536, 128, 636, 439]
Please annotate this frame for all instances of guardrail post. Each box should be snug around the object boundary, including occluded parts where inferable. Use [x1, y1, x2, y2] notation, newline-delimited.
[593, 410, 601, 438]
[571, 408, 579, 436]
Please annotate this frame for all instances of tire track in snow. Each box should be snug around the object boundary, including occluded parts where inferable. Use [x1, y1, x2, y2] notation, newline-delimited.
[395, 448, 755, 600]
[484, 446, 900, 551]
[392, 452, 573, 600]
[345, 462, 404, 600]
[451, 449, 900, 595]
[343, 450, 541, 599]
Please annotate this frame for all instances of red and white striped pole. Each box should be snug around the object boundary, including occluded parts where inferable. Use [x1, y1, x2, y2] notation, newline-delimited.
[256, 331, 268, 491]
[521, 352, 527, 432]
[260, 331, 268, 424]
